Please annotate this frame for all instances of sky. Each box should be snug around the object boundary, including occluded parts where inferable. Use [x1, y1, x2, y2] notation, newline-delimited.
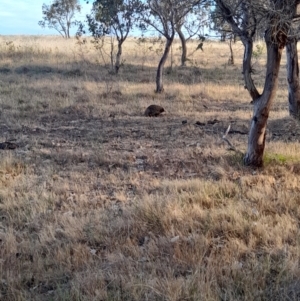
[0, 0, 92, 36]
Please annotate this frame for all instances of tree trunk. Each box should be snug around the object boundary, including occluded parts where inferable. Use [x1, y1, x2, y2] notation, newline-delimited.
[110, 37, 114, 72]
[62, 25, 68, 39]
[228, 34, 234, 65]
[233, 34, 237, 43]
[220, 31, 226, 42]
[115, 40, 123, 74]
[67, 21, 70, 39]
[286, 39, 300, 119]
[177, 26, 187, 66]
[244, 39, 284, 167]
[242, 38, 260, 100]
[156, 37, 174, 93]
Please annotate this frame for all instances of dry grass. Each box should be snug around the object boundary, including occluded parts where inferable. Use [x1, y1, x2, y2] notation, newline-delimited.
[0, 35, 300, 301]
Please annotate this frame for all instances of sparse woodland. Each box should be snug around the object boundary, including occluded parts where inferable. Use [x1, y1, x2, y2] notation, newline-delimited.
[1, 1, 300, 299]
[0, 33, 300, 300]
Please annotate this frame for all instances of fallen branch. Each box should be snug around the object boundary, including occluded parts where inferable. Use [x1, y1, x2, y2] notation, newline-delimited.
[229, 129, 248, 135]
[222, 125, 243, 154]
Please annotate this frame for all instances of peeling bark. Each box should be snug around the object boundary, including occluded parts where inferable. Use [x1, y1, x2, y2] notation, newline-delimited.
[244, 38, 284, 167]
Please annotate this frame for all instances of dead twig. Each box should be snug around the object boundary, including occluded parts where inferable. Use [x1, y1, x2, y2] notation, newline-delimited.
[222, 125, 243, 154]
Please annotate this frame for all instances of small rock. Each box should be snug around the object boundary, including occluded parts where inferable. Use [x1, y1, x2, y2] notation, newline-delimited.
[182, 120, 187, 124]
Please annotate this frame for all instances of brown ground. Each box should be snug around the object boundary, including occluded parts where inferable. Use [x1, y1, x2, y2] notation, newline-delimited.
[0, 36, 300, 301]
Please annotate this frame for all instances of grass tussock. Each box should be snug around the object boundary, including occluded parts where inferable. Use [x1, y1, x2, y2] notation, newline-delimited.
[0, 35, 300, 300]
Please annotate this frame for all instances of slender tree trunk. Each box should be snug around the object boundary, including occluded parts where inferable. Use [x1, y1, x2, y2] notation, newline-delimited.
[221, 31, 226, 42]
[177, 26, 187, 66]
[170, 44, 174, 71]
[110, 37, 114, 72]
[228, 34, 234, 65]
[62, 26, 68, 39]
[233, 34, 237, 43]
[115, 39, 124, 74]
[156, 37, 174, 93]
[67, 22, 70, 38]
[244, 40, 284, 167]
[286, 39, 300, 119]
[242, 38, 260, 100]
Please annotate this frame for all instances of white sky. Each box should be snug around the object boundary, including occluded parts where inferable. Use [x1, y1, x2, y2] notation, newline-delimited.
[0, 0, 92, 35]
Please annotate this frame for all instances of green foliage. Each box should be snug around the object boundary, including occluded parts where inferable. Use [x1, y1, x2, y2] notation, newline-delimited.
[263, 152, 300, 165]
[252, 43, 265, 60]
[210, 3, 235, 41]
[38, 0, 81, 38]
[83, 0, 146, 73]
[86, 0, 145, 39]
[135, 36, 164, 55]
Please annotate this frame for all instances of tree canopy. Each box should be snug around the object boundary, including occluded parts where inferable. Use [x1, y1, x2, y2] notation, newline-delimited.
[39, 0, 81, 38]
[85, 0, 145, 73]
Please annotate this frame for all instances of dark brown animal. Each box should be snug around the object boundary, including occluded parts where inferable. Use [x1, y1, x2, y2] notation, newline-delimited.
[0, 141, 18, 150]
[144, 105, 165, 117]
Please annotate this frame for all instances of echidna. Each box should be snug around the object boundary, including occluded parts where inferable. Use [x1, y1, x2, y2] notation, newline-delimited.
[144, 105, 165, 117]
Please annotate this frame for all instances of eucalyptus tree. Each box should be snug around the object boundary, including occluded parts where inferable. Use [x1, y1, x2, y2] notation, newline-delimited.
[286, 12, 300, 119]
[39, 0, 81, 38]
[215, 0, 300, 167]
[211, 4, 237, 65]
[176, 3, 209, 66]
[86, 0, 145, 73]
[211, 5, 233, 41]
[143, 0, 207, 92]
